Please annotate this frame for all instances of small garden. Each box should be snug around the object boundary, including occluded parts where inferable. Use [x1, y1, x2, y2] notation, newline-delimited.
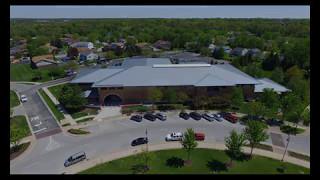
[68, 128, 90, 135]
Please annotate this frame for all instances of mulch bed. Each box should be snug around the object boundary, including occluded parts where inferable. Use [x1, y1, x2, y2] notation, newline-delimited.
[10, 142, 31, 160]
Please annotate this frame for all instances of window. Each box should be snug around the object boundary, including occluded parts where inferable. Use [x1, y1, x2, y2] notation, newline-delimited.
[207, 87, 219, 92]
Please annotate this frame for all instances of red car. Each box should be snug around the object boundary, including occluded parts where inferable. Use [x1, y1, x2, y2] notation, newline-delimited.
[224, 113, 238, 123]
[195, 133, 205, 141]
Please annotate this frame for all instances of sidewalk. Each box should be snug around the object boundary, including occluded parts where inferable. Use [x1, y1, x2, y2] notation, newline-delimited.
[10, 135, 36, 165]
[42, 87, 77, 125]
[64, 141, 310, 174]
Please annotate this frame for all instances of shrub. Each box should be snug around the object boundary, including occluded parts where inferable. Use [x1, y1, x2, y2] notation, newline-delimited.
[68, 128, 90, 135]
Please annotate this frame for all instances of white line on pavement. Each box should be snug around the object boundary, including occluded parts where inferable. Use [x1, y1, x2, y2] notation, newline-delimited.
[33, 127, 47, 133]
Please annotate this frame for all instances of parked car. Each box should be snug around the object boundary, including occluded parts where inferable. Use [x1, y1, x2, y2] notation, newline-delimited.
[195, 132, 205, 141]
[155, 113, 167, 121]
[144, 113, 156, 121]
[64, 151, 86, 167]
[130, 115, 143, 122]
[165, 132, 183, 141]
[213, 113, 224, 122]
[131, 137, 148, 146]
[189, 112, 202, 120]
[266, 118, 284, 126]
[20, 94, 28, 103]
[202, 113, 215, 122]
[179, 112, 190, 120]
[223, 113, 238, 123]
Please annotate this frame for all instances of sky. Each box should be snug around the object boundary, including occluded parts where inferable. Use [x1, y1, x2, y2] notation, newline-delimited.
[10, 6, 310, 19]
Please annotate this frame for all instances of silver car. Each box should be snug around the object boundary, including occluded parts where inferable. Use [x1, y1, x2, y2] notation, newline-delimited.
[213, 113, 224, 122]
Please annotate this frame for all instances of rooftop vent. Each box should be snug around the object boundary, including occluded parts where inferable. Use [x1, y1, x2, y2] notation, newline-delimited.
[152, 64, 211, 68]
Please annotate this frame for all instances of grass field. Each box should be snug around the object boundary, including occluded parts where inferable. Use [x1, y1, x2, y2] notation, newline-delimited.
[80, 148, 309, 174]
[38, 89, 64, 121]
[48, 84, 65, 99]
[10, 64, 51, 82]
[10, 90, 20, 108]
[10, 115, 31, 138]
[71, 108, 98, 119]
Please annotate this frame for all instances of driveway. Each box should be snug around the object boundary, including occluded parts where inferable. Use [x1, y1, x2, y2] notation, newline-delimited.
[10, 111, 309, 174]
[10, 77, 73, 139]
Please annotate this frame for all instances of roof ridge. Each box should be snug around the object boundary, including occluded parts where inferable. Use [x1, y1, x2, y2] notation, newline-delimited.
[93, 68, 129, 86]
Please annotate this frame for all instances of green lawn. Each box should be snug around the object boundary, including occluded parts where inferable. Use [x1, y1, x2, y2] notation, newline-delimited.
[48, 84, 65, 99]
[38, 89, 64, 121]
[71, 108, 98, 119]
[10, 64, 50, 82]
[10, 116, 31, 138]
[80, 148, 309, 174]
[10, 90, 20, 108]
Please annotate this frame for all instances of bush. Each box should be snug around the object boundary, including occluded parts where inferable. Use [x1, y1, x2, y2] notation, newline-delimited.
[280, 125, 305, 135]
[207, 97, 231, 109]
[68, 128, 90, 135]
[157, 104, 184, 111]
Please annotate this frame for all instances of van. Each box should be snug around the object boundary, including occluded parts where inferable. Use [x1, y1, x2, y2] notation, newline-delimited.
[195, 133, 205, 141]
[64, 151, 86, 167]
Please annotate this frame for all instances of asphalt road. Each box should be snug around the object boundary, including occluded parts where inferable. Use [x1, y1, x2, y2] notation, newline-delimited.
[10, 112, 310, 174]
[10, 77, 73, 139]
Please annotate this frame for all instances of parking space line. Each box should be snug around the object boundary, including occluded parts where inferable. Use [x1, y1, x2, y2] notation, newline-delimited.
[34, 121, 42, 127]
[33, 127, 47, 133]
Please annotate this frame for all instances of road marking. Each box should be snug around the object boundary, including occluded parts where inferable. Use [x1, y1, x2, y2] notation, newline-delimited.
[34, 121, 42, 127]
[30, 116, 39, 121]
[33, 127, 47, 133]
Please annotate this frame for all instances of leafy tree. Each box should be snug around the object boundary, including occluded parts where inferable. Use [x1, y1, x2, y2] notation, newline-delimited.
[181, 128, 198, 163]
[271, 67, 284, 84]
[149, 88, 163, 103]
[284, 65, 304, 82]
[243, 101, 268, 118]
[176, 91, 189, 103]
[262, 51, 280, 71]
[214, 35, 227, 46]
[224, 130, 247, 166]
[244, 64, 263, 78]
[213, 48, 225, 59]
[162, 88, 177, 104]
[67, 47, 79, 60]
[58, 84, 87, 112]
[104, 51, 117, 60]
[32, 69, 42, 81]
[230, 87, 244, 109]
[244, 121, 269, 157]
[281, 93, 306, 128]
[259, 88, 280, 118]
[200, 47, 211, 56]
[48, 66, 64, 79]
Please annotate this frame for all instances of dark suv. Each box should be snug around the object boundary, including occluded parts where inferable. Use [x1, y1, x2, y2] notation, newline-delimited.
[154, 113, 167, 121]
[189, 112, 202, 120]
[144, 113, 156, 121]
[130, 115, 143, 122]
[179, 112, 190, 120]
[131, 137, 148, 146]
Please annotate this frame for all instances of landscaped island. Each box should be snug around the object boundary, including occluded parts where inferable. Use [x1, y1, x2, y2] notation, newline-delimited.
[80, 148, 309, 174]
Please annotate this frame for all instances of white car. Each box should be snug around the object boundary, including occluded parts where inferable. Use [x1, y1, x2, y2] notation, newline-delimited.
[165, 132, 183, 141]
[20, 95, 28, 103]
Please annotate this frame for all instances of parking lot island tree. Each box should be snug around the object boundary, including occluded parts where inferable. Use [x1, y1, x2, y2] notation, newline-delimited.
[181, 128, 198, 165]
[230, 87, 244, 110]
[224, 130, 247, 167]
[244, 121, 269, 158]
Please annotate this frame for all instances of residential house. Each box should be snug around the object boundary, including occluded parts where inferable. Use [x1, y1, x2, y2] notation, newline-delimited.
[230, 47, 248, 57]
[30, 54, 58, 69]
[71, 42, 94, 49]
[136, 43, 152, 51]
[153, 40, 171, 50]
[79, 51, 99, 62]
[247, 48, 262, 58]
[20, 56, 31, 64]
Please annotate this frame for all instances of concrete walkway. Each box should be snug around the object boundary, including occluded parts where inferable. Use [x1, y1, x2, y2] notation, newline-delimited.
[10, 135, 36, 163]
[93, 106, 121, 122]
[64, 141, 310, 174]
[42, 87, 77, 125]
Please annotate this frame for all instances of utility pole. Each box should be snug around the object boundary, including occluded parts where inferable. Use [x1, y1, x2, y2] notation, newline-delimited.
[281, 134, 291, 162]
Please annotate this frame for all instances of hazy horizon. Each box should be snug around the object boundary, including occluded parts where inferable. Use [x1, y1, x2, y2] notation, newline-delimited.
[10, 6, 310, 19]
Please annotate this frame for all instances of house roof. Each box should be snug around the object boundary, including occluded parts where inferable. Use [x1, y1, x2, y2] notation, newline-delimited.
[35, 59, 58, 67]
[71, 68, 124, 83]
[31, 54, 54, 62]
[254, 78, 290, 93]
[88, 63, 260, 88]
[71, 42, 93, 48]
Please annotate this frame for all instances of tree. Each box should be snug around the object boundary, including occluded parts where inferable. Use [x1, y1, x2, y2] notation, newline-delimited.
[149, 88, 163, 103]
[244, 121, 269, 157]
[104, 51, 117, 60]
[213, 48, 225, 59]
[48, 66, 64, 79]
[259, 88, 280, 118]
[230, 87, 244, 109]
[262, 51, 280, 71]
[162, 88, 177, 104]
[176, 91, 189, 103]
[224, 130, 247, 167]
[32, 69, 42, 81]
[243, 101, 267, 118]
[271, 67, 284, 84]
[10, 124, 25, 149]
[181, 128, 198, 165]
[67, 47, 79, 60]
[281, 93, 305, 127]
[200, 47, 211, 56]
[58, 84, 87, 112]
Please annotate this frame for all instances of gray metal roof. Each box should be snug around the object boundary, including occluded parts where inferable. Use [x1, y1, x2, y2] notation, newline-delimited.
[70, 68, 124, 84]
[92, 63, 260, 87]
[108, 57, 172, 69]
[254, 78, 290, 93]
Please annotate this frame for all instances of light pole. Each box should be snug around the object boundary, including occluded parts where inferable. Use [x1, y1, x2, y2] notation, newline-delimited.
[281, 134, 290, 162]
